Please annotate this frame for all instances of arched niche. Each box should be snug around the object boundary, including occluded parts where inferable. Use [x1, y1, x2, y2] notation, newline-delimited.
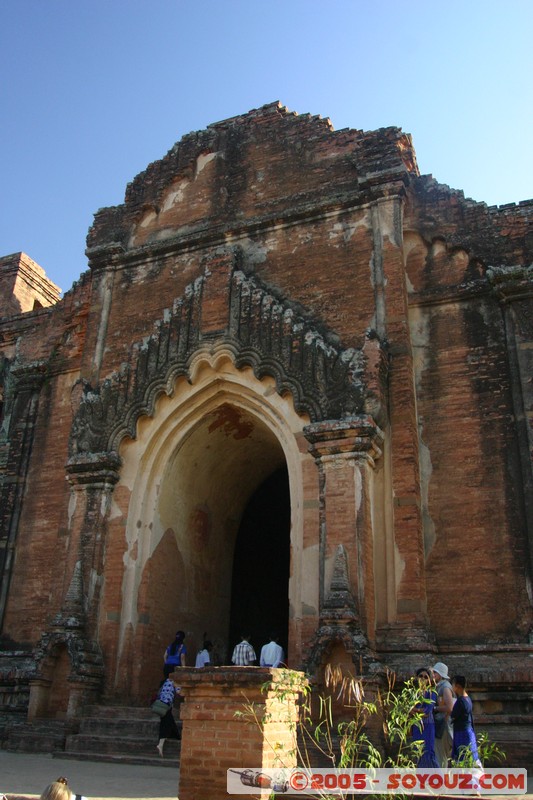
[28, 642, 70, 719]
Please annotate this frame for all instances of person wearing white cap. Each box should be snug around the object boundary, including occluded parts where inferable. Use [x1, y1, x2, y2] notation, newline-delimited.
[431, 661, 455, 768]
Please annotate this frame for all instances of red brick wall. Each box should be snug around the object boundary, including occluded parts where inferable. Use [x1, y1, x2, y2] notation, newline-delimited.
[404, 216, 532, 641]
[1, 105, 531, 702]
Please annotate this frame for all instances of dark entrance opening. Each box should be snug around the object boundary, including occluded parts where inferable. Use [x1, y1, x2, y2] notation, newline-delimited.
[229, 465, 290, 661]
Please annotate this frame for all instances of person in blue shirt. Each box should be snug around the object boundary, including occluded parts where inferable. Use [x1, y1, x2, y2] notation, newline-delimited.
[163, 630, 186, 677]
[259, 635, 284, 668]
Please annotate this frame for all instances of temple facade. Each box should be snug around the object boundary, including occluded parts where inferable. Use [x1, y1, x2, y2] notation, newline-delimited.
[0, 103, 532, 754]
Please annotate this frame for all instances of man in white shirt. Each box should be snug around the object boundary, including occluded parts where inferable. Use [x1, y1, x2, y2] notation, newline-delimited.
[259, 635, 284, 668]
[195, 640, 212, 667]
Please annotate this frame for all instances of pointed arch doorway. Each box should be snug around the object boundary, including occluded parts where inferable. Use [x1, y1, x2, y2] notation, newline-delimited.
[123, 390, 297, 689]
[156, 401, 291, 665]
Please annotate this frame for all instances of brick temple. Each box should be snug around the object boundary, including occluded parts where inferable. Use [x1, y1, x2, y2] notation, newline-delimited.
[0, 103, 532, 765]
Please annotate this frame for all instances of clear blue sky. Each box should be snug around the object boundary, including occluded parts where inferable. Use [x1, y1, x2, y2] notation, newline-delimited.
[1, 0, 532, 294]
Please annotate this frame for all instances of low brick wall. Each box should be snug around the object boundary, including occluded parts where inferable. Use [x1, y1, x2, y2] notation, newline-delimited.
[175, 666, 306, 800]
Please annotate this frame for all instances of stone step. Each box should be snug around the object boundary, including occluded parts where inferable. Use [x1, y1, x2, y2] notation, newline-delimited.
[79, 715, 158, 736]
[3, 703, 183, 766]
[82, 704, 155, 719]
[56, 750, 180, 768]
[65, 731, 181, 757]
[61, 703, 182, 766]
[6, 720, 75, 753]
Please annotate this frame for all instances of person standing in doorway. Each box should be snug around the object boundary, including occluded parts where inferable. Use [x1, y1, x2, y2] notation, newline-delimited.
[195, 640, 213, 667]
[259, 635, 284, 668]
[432, 661, 455, 768]
[231, 633, 256, 665]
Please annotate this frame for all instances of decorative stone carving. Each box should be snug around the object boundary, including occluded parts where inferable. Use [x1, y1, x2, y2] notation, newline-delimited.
[31, 561, 104, 686]
[487, 264, 533, 306]
[69, 262, 375, 455]
[321, 544, 358, 622]
[29, 454, 120, 704]
[305, 545, 374, 673]
[0, 361, 48, 629]
[66, 451, 122, 488]
[305, 415, 384, 468]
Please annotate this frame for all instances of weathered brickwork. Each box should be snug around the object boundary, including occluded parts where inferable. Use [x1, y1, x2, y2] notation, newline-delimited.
[176, 667, 304, 800]
[0, 102, 532, 764]
[0, 252, 61, 316]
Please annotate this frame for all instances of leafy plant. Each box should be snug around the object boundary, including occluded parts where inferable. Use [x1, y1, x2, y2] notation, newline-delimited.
[450, 730, 506, 768]
[237, 665, 505, 800]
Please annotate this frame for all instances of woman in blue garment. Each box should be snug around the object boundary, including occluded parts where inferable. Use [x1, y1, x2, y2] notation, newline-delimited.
[450, 675, 481, 766]
[163, 630, 187, 678]
[411, 667, 439, 767]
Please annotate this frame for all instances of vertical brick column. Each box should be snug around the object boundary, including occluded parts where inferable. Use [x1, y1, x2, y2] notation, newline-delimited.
[0, 363, 45, 629]
[64, 452, 122, 632]
[176, 667, 306, 800]
[371, 198, 430, 645]
[28, 453, 120, 718]
[489, 265, 533, 580]
[304, 416, 383, 641]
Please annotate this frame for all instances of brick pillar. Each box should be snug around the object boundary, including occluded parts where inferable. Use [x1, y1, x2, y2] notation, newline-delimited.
[489, 265, 533, 582]
[304, 415, 383, 655]
[0, 363, 45, 630]
[176, 666, 306, 800]
[28, 453, 120, 718]
[371, 199, 430, 644]
[64, 451, 122, 632]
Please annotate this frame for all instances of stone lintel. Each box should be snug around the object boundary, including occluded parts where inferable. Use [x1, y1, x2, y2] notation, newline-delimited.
[487, 264, 533, 303]
[66, 451, 122, 487]
[10, 361, 48, 392]
[86, 242, 126, 271]
[304, 415, 383, 466]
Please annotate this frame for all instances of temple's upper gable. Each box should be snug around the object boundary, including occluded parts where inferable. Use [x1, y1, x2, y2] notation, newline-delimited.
[86, 101, 418, 256]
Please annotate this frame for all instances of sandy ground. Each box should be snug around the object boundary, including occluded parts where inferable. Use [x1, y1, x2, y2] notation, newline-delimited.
[0, 751, 179, 800]
[1, 751, 531, 800]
